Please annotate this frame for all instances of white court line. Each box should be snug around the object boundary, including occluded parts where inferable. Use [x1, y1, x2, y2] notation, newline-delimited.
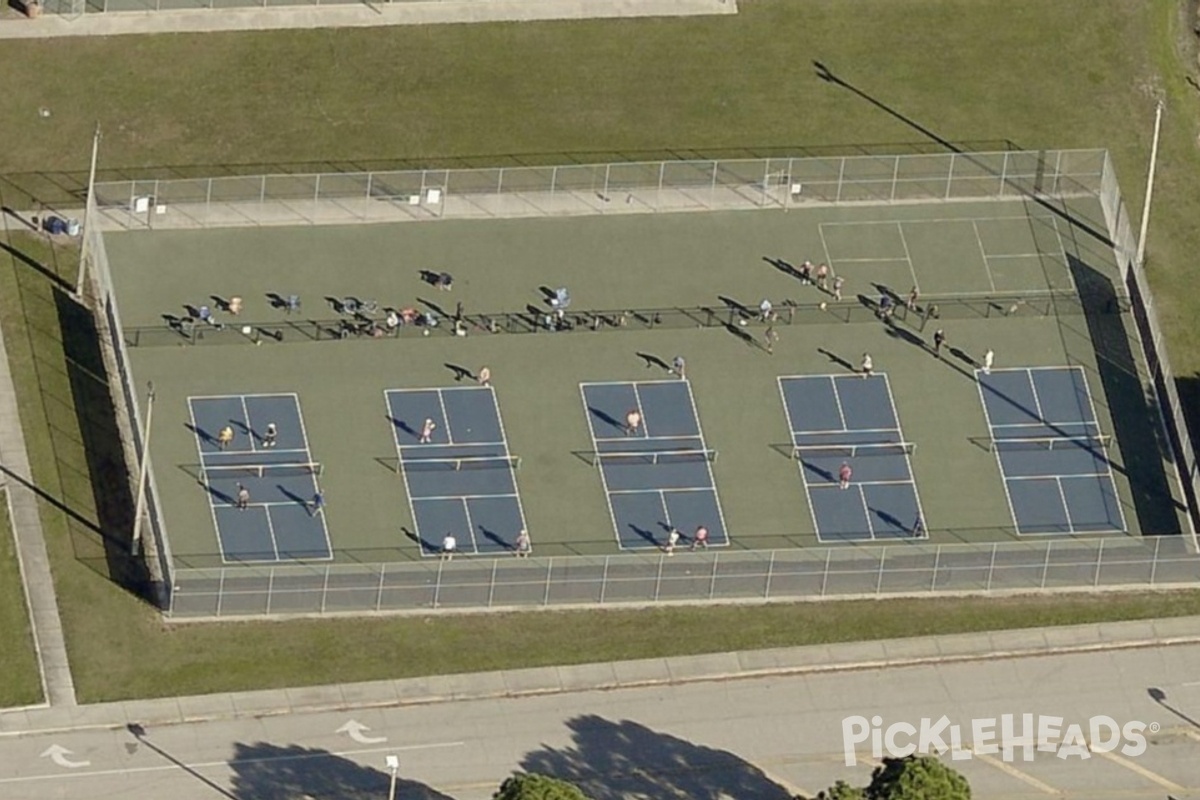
[975, 371, 1022, 535]
[895, 221, 920, 292]
[280, 394, 331, 559]
[810, 479, 919, 489]
[578, 378, 682, 388]
[681, 379, 731, 543]
[1076, 367, 1127, 532]
[261, 504, 282, 561]
[829, 376, 849, 431]
[971, 220, 998, 293]
[825, 257, 910, 263]
[579, 382, 625, 551]
[982, 253, 1046, 258]
[384, 389, 425, 558]
[436, 388, 455, 444]
[188, 398, 228, 564]
[488, 384, 531, 549]
[1048, 214, 1080, 294]
[0, 741, 466, 786]
[1054, 475, 1074, 533]
[412, 492, 520, 502]
[238, 395, 258, 452]
[880, 373, 928, 539]
[459, 497, 482, 555]
[777, 376, 823, 540]
[1004, 473, 1113, 481]
[399, 441, 508, 451]
[817, 223, 834, 269]
[816, 212, 1063, 227]
[607, 486, 716, 496]
[856, 484, 875, 539]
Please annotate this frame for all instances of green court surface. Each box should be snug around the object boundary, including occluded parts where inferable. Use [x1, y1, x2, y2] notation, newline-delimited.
[104, 196, 1188, 569]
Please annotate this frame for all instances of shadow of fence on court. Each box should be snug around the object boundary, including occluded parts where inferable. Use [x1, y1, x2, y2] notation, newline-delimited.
[165, 535, 1200, 618]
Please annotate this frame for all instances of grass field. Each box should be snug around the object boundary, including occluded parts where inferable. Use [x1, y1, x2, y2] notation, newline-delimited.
[3, 0, 1200, 702]
[0, 494, 43, 707]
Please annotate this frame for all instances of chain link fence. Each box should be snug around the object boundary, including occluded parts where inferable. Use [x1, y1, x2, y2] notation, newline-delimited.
[80, 148, 1200, 617]
[166, 537, 1200, 617]
[91, 150, 1108, 232]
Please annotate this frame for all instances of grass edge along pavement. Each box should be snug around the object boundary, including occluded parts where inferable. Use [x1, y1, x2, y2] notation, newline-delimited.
[0, 0, 1200, 702]
[0, 492, 44, 708]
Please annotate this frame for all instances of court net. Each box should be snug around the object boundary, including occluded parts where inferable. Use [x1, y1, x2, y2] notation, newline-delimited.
[202, 462, 323, 481]
[990, 435, 1111, 453]
[398, 455, 521, 473]
[790, 442, 916, 460]
[587, 449, 718, 467]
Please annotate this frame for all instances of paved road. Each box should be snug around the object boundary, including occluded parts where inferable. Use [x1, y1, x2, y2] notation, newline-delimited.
[3, 644, 1199, 800]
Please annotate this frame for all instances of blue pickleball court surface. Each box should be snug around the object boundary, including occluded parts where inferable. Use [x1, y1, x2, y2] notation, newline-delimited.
[386, 386, 527, 556]
[977, 367, 1125, 535]
[581, 380, 728, 550]
[187, 393, 331, 563]
[777, 374, 926, 543]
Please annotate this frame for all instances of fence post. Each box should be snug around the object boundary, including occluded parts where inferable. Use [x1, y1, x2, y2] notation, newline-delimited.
[999, 151, 1010, 197]
[542, 558, 553, 606]
[836, 157, 846, 203]
[313, 174, 322, 221]
[1150, 537, 1160, 585]
[709, 161, 718, 208]
[709, 551, 719, 599]
[820, 549, 831, 596]
[433, 559, 444, 608]
[986, 542, 997, 591]
[321, 564, 330, 614]
[363, 173, 373, 221]
[550, 166, 558, 203]
[603, 164, 611, 205]
[1093, 537, 1105, 587]
[764, 550, 775, 598]
[205, 178, 213, 227]
[890, 155, 900, 201]
[265, 568, 274, 615]
[216, 568, 225, 617]
[599, 555, 609, 604]
[930, 544, 942, 592]
[376, 563, 386, 612]
[945, 154, 956, 200]
[497, 167, 505, 198]
[654, 554, 663, 601]
[761, 159, 770, 208]
[657, 161, 665, 212]
[488, 558, 498, 608]
[785, 158, 795, 212]
[259, 174, 266, 212]
[1040, 540, 1053, 589]
[876, 547, 887, 595]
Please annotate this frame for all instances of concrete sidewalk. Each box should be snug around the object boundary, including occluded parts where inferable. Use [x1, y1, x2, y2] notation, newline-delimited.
[0, 0, 735, 39]
[2, 612, 1199, 738]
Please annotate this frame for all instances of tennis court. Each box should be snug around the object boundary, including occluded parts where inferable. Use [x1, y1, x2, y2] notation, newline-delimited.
[581, 380, 727, 550]
[777, 374, 924, 543]
[187, 393, 331, 562]
[97, 185, 1186, 594]
[386, 386, 526, 556]
[977, 366, 1125, 535]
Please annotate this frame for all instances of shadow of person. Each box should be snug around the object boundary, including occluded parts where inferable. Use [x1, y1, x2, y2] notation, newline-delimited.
[635, 352, 671, 372]
[627, 524, 659, 547]
[521, 715, 793, 800]
[402, 526, 441, 554]
[816, 348, 855, 372]
[445, 363, 475, 382]
[228, 742, 454, 800]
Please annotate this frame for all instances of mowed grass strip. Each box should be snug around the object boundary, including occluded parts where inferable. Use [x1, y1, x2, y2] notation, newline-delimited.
[2, 0, 1200, 702]
[0, 495, 44, 708]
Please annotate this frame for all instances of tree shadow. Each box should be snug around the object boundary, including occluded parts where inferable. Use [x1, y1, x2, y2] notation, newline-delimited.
[227, 741, 456, 800]
[521, 715, 792, 800]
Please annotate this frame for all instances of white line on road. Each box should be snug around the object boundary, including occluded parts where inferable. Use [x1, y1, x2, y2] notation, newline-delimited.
[0, 740, 464, 785]
[1095, 749, 1185, 793]
[971, 751, 1059, 795]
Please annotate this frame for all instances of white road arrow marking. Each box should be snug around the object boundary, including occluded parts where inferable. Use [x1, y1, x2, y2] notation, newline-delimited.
[336, 720, 387, 745]
[40, 745, 90, 769]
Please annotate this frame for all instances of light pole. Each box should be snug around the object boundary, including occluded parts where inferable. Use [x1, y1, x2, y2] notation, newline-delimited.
[131, 380, 155, 556]
[385, 755, 400, 800]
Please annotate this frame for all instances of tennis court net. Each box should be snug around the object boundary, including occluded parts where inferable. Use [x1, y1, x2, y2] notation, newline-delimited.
[202, 462, 323, 480]
[587, 449, 719, 467]
[791, 442, 916, 460]
[398, 455, 521, 473]
[989, 435, 1111, 453]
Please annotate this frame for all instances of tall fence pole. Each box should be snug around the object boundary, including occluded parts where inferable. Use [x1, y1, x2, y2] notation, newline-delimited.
[76, 123, 102, 298]
[1135, 100, 1165, 270]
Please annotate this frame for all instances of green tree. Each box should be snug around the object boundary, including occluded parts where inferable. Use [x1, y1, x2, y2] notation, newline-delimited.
[494, 772, 592, 800]
[812, 779, 865, 800]
[865, 755, 971, 800]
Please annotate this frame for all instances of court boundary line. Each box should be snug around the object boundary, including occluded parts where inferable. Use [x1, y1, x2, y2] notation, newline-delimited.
[971, 220, 998, 293]
[187, 396, 230, 565]
[894, 221, 920, 292]
[459, 497, 482, 555]
[407, 497, 480, 557]
[435, 389, 455, 444]
[398, 441, 508, 452]
[632, 384, 650, 439]
[818, 221, 910, 269]
[1047, 214, 1080, 294]
[285, 394, 333, 560]
[680, 379, 731, 548]
[829, 376, 849, 431]
[879, 372, 928, 537]
[776, 376, 823, 540]
[238, 396, 259, 453]
[1076, 367, 1128, 533]
[488, 384, 532, 557]
[385, 389, 426, 558]
[976, 372, 1024, 536]
[413, 492, 521, 502]
[579, 382, 627, 551]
